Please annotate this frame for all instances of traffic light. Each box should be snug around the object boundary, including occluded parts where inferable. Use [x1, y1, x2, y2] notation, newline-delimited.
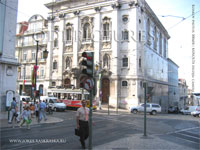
[81, 52, 94, 77]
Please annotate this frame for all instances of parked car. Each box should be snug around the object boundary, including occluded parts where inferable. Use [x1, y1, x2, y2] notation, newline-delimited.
[191, 106, 200, 117]
[130, 103, 161, 115]
[168, 106, 179, 114]
[180, 106, 200, 115]
[191, 110, 200, 117]
[41, 96, 66, 111]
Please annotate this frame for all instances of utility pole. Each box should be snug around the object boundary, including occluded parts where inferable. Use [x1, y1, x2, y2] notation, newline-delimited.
[89, 89, 93, 150]
[143, 82, 147, 137]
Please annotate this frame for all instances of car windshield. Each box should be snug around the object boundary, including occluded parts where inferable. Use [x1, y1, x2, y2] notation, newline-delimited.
[49, 99, 57, 103]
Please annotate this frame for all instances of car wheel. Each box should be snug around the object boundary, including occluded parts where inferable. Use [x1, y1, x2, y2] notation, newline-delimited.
[132, 109, 138, 114]
[151, 110, 157, 115]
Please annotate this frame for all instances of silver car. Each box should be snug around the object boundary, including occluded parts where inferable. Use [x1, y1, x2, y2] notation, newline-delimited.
[130, 103, 161, 115]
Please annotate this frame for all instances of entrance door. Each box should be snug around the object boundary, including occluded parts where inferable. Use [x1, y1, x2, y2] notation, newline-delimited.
[101, 78, 110, 103]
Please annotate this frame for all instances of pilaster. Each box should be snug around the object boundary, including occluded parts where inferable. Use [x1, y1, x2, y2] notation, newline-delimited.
[58, 19, 65, 81]
[46, 20, 54, 83]
[72, 11, 80, 67]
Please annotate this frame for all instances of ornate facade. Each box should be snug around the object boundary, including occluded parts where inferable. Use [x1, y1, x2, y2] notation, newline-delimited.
[16, 0, 172, 111]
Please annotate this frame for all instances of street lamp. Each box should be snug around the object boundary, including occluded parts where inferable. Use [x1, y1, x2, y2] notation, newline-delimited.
[32, 31, 48, 104]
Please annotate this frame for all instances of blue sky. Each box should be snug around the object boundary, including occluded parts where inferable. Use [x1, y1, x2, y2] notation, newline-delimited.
[146, 0, 200, 92]
[17, 0, 200, 92]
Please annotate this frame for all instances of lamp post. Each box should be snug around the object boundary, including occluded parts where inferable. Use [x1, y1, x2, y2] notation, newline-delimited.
[143, 82, 147, 137]
[32, 31, 48, 104]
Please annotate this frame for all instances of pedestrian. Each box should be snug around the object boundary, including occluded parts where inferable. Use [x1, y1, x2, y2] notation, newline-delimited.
[19, 106, 31, 129]
[76, 100, 89, 149]
[30, 104, 35, 118]
[35, 101, 39, 119]
[8, 97, 18, 128]
[39, 100, 47, 122]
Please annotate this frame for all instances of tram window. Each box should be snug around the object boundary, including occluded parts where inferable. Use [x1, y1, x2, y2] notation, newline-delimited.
[78, 94, 81, 100]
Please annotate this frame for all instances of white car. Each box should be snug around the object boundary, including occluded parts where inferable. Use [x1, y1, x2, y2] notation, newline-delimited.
[191, 111, 200, 117]
[41, 97, 66, 111]
[191, 106, 200, 117]
[130, 103, 161, 115]
[180, 106, 200, 115]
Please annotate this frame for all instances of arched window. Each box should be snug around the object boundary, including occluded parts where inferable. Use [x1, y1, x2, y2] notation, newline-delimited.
[83, 23, 91, 41]
[40, 67, 44, 78]
[53, 61, 57, 70]
[103, 23, 109, 40]
[164, 38, 167, 58]
[139, 31, 141, 42]
[122, 56, 128, 67]
[139, 57, 141, 68]
[146, 18, 150, 44]
[66, 28, 72, 42]
[159, 33, 162, 55]
[54, 27, 58, 47]
[154, 26, 157, 50]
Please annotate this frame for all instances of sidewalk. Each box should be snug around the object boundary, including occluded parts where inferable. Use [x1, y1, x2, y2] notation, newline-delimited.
[95, 104, 130, 115]
[93, 133, 188, 150]
[0, 111, 63, 128]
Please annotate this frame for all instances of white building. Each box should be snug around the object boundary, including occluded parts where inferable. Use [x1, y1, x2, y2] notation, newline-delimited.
[0, 0, 18, 111]
[178, 78, 188, 109]
[16, 0, 171, 111]
[16, 15, 48, 97]
[168, 58, 179, 107]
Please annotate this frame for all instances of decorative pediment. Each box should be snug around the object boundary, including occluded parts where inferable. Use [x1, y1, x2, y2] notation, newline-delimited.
[81, 16, 94, 27]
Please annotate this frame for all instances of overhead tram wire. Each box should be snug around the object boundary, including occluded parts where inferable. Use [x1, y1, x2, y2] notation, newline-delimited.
[159, 10, 200, 30]
[0, 0, 31, 20]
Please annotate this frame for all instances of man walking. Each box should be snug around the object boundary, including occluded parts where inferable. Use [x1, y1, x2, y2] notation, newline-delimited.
[39, 100, 47, 122]
[8, 97, 18, 127]
[76, 100, 89, 149]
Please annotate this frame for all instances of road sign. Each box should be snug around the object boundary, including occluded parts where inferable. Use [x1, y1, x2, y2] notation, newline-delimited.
[84, 78, 94, 91]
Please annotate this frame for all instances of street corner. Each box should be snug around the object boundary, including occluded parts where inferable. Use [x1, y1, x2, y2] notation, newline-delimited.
[93, 133, 187, 150]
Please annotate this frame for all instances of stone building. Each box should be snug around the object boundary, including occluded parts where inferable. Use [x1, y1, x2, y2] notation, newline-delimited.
[16, 15, 48, 97]
[16, 0, 171, 111]
[168, 58, 179, 107]
[178, 78, 188, 109]
[0, 0, 18, 111]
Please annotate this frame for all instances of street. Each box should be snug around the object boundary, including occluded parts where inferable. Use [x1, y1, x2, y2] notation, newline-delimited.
[0, 110, 200, 150]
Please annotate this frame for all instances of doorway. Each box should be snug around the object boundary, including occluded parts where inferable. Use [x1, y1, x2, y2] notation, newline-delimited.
[101, 78, 110, 103]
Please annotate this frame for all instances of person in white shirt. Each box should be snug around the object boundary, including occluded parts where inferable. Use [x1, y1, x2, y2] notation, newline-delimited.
[76, 100, 89, 149]
[19, 106, 31, 129]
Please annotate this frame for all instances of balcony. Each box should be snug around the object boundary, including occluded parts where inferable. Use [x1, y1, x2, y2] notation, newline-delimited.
[82, 38, 92, 44]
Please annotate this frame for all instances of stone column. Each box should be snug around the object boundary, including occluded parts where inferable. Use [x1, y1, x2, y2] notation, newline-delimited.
[73, 11, 80, 68]
[94, 7, 101, 106]
[45, 18, 54, 93]
[72, 11, 80, 87]
[111, 3, 121, 108]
